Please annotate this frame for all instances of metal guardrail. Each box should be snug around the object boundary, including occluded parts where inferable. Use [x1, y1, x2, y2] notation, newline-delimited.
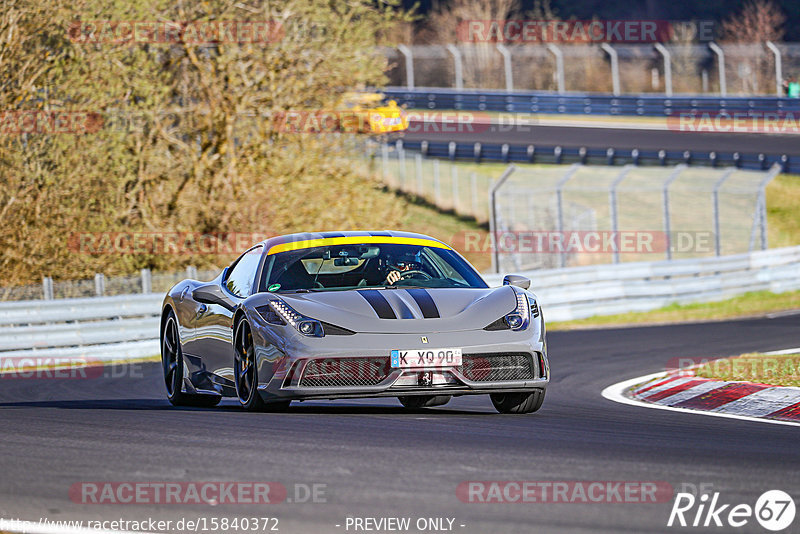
[396, 139, 795, 174]
[0, 293, 164, 361]
[383, 43, 800, 97]
[484, 245, 800, 322]
[0, 247, 798, 359]
[0, 293, 163, 326]
[383, 87, 800, 117]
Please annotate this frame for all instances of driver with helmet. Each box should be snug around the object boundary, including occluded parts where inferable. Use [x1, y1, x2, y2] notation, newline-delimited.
[383, 252, 427, 285]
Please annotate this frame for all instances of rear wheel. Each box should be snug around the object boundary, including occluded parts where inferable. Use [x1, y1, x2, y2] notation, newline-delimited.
[398, 395, 451, 409]
[490, 389, 545, 414]
[233, 318, 290, 412]
[161, 311, 220, 407]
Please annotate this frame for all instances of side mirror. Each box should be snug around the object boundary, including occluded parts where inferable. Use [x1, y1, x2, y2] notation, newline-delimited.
[192, 284, 235, 311]
[503, 274, 531, 290]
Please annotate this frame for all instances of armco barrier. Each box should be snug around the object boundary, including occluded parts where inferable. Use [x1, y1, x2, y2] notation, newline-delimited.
[396, 139, 794, 174]
[484, 245, 800, 322]
[0, 246, 797, 360]
[382, 87, 800, 117]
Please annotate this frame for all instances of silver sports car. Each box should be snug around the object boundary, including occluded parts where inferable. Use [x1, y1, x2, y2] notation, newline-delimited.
[160, 231, 549, 414]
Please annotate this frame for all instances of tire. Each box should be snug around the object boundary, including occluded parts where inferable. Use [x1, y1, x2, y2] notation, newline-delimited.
[398, 395, 451, 409]
[490, 389, 545, 414]
[161, 310, 221, 407]
[233, 318, 290, 412]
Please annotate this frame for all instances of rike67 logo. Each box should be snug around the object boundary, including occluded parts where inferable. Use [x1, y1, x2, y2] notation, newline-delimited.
[668, 490, 795, 531]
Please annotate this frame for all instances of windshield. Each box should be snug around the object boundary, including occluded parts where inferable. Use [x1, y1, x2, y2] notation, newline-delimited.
[260, 243, 487, 292]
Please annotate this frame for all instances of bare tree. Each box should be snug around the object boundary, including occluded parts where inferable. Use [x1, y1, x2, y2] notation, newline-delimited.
[721, 0, 786, 43]
[720, 0, 786, 94]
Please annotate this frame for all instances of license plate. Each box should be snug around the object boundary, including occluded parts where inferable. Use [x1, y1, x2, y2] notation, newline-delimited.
[390, 348, 462, 368]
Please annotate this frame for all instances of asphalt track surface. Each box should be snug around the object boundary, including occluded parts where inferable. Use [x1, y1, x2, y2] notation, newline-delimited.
[1, 315, 799, 534]
[399, 121, 800, 157]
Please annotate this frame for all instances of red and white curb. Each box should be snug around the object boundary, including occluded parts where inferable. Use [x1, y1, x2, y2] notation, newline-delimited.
[602, 351, 800, 428]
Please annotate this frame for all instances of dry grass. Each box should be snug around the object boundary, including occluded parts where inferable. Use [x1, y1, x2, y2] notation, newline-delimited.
[766, 174, 800, 249]
[550, 290, 800, 330]
[695, 352, 800, 387]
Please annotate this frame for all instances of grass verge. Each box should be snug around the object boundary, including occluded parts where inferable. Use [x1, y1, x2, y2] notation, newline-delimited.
[694, 352, 800, 388]
[549, 289, 800, 330]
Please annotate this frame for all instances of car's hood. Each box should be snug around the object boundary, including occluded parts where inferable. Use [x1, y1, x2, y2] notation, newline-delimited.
[262, 286, 517, 334]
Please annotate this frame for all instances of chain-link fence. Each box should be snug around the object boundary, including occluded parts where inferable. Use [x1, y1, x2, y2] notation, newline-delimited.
[0, 267, 220, 302]
[360, 140, 505, 223]
[489, 163, 782, 273]
[384, 43, 800, 96]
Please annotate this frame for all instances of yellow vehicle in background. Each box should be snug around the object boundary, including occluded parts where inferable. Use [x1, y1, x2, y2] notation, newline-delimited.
[342, 92, 409, 134]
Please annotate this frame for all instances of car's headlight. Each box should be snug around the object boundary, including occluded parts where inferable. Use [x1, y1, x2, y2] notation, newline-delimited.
[256, 299, 324, 337]
[505, 290, 539, 331]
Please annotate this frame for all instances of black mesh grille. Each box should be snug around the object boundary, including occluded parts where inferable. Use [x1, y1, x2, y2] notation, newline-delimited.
[461, 352, 537, 382]
[299, 357, 392, 387]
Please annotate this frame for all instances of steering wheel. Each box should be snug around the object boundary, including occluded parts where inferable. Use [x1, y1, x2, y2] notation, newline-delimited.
[398, 269, 433, 281]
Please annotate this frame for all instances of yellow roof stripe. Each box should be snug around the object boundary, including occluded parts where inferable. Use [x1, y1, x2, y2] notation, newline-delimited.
[267, 236, 451, 255]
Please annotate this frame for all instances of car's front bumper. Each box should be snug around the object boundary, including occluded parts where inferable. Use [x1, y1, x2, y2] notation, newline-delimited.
[252, 327, 549, 402]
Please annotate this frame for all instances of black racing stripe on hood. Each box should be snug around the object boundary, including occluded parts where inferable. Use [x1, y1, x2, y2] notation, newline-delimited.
[405, 288, 440, 318]
[357, 290, 397, 319]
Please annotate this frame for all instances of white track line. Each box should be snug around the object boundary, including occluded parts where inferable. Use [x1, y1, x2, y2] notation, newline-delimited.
[601, 372, 800, 428]
[762, 347, 800, 356]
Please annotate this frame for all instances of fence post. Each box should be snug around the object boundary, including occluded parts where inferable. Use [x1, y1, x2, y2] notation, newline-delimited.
[141, 268, 152, 294]
[654, 43, 673, 97]
[94, 273, 105, 297]
[396, 45, 415, 90]
[601, 43, 621, 96]
[489, 165, 517, 274]
[709, 42, 727, 96]
[397, 139, 406, 191]
[555, 164, 581, 268]
[712, 168, 736, 256]
[470, 172, 479, 218]
[451, 164, 459, 213]
[433, 159, 442, 205]
[446, 44, 464, 91]
[381, 142, 389, 183]
[766, 41, 783, 96]
[546, 44, 565, 94]
[496, 43, 514, 92]
[662, 164, 686, 260]
[757, 164, 782, 250]
[609, 165, 634, 264]
[415, 153, 424, 196]
[187, 265, 198, 280]
[42, 277, 54, 300]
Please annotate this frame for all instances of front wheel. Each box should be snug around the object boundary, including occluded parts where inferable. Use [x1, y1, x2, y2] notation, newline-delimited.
[233, 318, 290, 412]
[161, 311, 221, 407]
[398, 395, 451, 409]
[490, 389, 545, 414]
